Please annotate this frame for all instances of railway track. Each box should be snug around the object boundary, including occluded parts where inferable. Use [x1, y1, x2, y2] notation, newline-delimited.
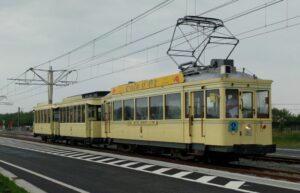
[244, 155, 300, 165]
[1, 131, 300, 183]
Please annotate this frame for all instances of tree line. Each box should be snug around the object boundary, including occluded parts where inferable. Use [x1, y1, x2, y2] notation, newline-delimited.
[0, 111, 33, 128]
[0, 108, 299, 129]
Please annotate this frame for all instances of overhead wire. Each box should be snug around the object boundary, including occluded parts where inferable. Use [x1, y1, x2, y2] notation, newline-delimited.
[6, 0, 297, 103]
[0, 0, 174, 92]
[5, 0, 241, 98]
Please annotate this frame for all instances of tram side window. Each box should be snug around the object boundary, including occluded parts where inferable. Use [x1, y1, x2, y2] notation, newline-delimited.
[40, 110, 42, 123]
[42, 110, 45, 123]
[185, 92, 190, 118]
[53, 109, 59, 122]
[64, 108, 66, 123]
[165, 93, 181, 119]
[149, 95, 163, 120]
[124, 99, 134, 120]
[113, 101, 122, 121]
[206, 90, 220, 118]
[59, 109, 63, 123]
[74, 106, 77, 123]
[37, 111, 40, 123]
[242, 92, 253, 118]
[226, 89, 239, 118]
[48, 109, 51, 123]
[88, 105, 95, 119]
[46, 110, 49, 123]
[82, 105, 85, 122]
[194, 91, 204, 118]
[257, 90, 269, 118]
[66, 107, 69, 123]
[136, 97, 148, 120]
[97, 106, 102, 121]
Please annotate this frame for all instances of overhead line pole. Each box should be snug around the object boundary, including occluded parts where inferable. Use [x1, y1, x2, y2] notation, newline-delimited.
[9, 66, 76, 104]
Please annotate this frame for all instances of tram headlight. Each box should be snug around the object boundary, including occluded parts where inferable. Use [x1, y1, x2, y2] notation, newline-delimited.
[244, 124, 252, 136]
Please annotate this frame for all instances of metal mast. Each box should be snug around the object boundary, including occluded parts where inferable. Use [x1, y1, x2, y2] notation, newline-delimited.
[9, 66, 77, 104]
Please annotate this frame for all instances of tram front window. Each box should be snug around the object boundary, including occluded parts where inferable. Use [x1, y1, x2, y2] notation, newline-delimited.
[242, 92, 253, 118]
[206, 90, 220, 118]
[226, 89, 239, 118]
[257, 90, 269, 118]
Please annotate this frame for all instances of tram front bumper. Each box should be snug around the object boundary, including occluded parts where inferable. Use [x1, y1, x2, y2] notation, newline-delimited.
[233, 144, 276, 155]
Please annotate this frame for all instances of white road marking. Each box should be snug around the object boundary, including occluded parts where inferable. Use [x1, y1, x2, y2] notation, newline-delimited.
[15, 179, 46, 193]
[195, 176, 216, 183]
[225, 181, 245, 189]
[120, 162, 139, 167]
[172, 171, 192, 178]
[85, 156, 103, 161]
[135, 164, 154, 170]
[76, 155, 93, 159]
[66, 153, 87, 157]
[108, 160, 126, 165]
[0, 160, 89, 193]
[152, 168, 171, 174]
[95, 158, 115, 162]
[60, 152, 80, 156]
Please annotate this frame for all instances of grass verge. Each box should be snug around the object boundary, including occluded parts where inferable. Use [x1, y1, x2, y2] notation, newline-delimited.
[273, 130, 300, 149]
[0, 173, 28, 193]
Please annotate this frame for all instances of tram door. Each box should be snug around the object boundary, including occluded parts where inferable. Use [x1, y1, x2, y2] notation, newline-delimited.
[191, 91, 206, 142]
[240, 91, 255, 144]
[104, 102, 111, 135]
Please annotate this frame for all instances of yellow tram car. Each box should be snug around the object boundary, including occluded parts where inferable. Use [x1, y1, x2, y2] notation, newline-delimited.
[33, 59, 275, 158]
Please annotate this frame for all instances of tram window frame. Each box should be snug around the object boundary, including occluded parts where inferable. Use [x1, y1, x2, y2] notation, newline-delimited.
[149, 95, 163, 120]
[242, 92, 254, 118]
[113, 101, 123, 121]
[185, 92, 190, 119]
[124, 99, 134, 120]
[257, 90, 270, 118]
[226, 89, 239, 118]
[206, 89, 220, 119]
[193, 91, 204, 118]
[165, 93, 181, 120]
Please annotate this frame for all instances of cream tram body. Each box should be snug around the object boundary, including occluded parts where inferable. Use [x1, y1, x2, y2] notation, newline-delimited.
[105, 71, 274, 155]
[33, 65, 275, 155]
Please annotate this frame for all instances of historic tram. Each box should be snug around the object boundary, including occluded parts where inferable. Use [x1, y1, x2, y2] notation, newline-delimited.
[33, 16, 276, 159]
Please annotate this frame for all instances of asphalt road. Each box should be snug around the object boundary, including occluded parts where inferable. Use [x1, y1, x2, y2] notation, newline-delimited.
[0, 145, 244, 193]
[0, 138, 299, 193]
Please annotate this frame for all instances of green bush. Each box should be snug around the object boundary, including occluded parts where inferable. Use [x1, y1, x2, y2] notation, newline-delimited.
[273, 130, 300, 149]
[0, 174, 28, 193]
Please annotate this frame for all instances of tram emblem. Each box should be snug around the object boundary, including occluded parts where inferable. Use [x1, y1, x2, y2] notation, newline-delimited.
[228, 121, 239, 133]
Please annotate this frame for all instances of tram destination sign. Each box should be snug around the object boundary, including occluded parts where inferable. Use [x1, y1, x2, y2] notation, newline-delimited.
[111, 73, 184, 95]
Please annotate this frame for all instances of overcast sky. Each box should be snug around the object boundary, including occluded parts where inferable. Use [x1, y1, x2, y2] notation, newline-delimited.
[0, 0, 299, 114]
